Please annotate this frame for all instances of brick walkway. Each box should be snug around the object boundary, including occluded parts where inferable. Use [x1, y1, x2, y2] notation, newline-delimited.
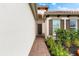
[29, 36, 50, 56]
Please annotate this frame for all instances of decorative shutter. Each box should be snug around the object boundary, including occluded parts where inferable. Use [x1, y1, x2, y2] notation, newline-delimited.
[77, 19, 79, 29]
[66, 19, 70, 30]
[60, 19, 64, 29]
[49, 20, 52, 35]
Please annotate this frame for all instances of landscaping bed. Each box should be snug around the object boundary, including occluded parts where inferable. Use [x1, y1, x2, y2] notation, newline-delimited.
[45, 29, 79, 56]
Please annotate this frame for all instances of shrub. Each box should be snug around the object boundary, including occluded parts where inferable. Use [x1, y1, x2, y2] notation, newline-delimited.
[55, 29, 66, 41]
[51, 41, 69, 56]
[46, 37, 56, 51]
[46, 37, 69, 56]
[55, 29, 78, 40]
[73, 39, 79, 47]
[46, 29, 79, 56]
[64, 39, 71, 48]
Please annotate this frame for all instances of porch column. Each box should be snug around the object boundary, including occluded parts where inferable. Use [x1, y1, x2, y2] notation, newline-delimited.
[64, 19, 66, 29]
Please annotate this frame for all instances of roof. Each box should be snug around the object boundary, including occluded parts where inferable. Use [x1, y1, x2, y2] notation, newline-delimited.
[43, 11, 79, 21]
[45, 11, 79, 15]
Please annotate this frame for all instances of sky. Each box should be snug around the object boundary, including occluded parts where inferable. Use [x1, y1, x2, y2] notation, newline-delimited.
[37, 3, 79, 11]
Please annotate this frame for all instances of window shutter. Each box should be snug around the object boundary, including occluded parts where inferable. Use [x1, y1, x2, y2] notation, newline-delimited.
[49, 20, 52, 35]
[60, 19, 64, 29]
[66, 19, 70, 30]
[77, 19, 79, 29]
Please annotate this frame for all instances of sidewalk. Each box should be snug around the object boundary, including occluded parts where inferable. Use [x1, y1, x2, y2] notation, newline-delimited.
[29, 36, 50, 56]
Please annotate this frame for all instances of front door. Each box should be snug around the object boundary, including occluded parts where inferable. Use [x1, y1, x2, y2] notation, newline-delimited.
[38, 24, 42, 35]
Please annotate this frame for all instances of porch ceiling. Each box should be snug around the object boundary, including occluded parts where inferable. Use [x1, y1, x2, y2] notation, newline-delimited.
[29, 3, 38, 20]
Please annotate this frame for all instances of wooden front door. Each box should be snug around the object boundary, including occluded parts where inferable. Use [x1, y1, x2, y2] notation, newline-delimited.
[38, 24, 42, 35]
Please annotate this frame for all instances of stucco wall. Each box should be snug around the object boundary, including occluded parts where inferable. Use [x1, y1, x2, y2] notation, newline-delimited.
[0, 3, 36, 56]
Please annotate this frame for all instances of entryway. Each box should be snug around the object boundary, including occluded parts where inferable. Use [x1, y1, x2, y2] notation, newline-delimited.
[37, 24, 42, 35]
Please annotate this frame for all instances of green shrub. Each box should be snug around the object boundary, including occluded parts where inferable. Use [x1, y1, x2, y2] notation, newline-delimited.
[73, 39, 79, 47]
[46, 37, 69, 56]
[55, 29, 66, 41]
[55, 29, 78, 40]
[51, 41, 69, 56]
[46, 37, 53, 46]
[64, 39, 71, 48]
[76, 29, 79, 39]
[46, 29, 79, 56]
[46, 37, 56, 51]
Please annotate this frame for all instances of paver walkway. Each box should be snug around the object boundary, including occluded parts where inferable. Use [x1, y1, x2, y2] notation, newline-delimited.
[29, 36, 50, 56]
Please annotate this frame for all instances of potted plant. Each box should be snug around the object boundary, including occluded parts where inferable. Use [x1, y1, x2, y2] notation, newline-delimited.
[76, 48, 79, 56]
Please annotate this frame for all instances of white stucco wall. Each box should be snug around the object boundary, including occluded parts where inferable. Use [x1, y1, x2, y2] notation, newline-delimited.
[0, 3, 36, 56]
[44, 18, 48, 38]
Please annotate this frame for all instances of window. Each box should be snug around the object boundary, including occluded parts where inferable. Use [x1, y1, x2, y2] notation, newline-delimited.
[53, 20, 60, 34]
[70, 19, 77, 30]
[49, 19, 60, 35]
